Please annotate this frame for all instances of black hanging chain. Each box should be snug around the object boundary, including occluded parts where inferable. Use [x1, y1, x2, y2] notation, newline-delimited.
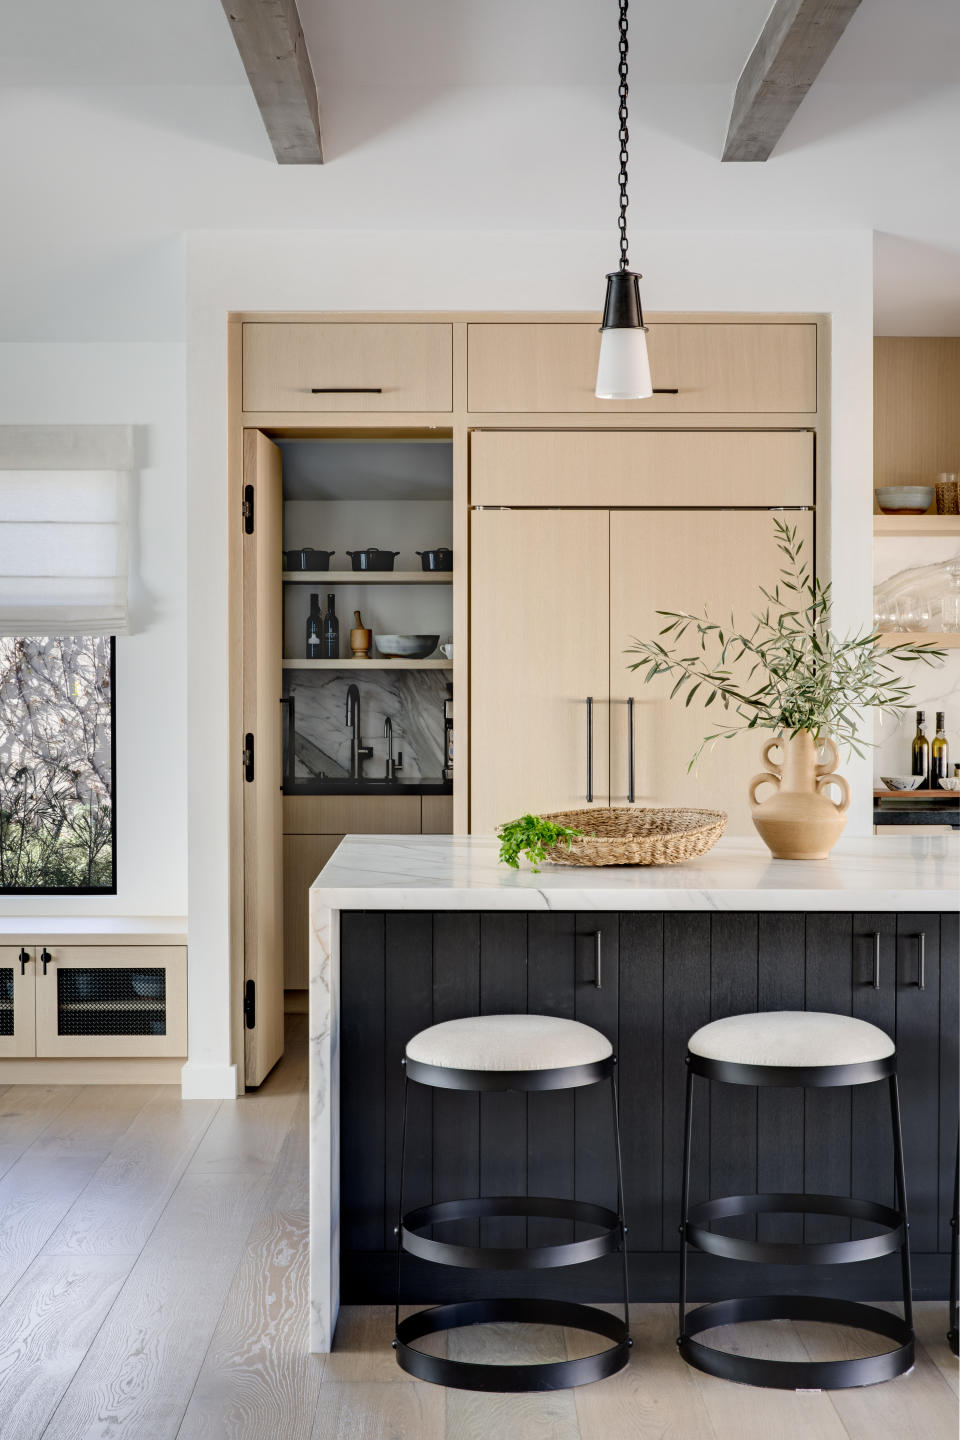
[617, 0, 630, 272]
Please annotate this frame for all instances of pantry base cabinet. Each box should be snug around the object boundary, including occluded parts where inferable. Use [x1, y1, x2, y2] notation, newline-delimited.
[0, 931, 188, 1082]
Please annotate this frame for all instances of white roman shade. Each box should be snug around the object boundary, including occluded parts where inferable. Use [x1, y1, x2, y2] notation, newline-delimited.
[0, 425, 133, 637]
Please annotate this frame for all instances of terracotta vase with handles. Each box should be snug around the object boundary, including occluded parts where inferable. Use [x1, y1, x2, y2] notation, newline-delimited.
[748, 731, 850, 860]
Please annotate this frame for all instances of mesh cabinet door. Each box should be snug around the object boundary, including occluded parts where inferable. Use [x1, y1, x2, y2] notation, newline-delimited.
[35, 946, 186, 1058]
[0, 947, 36, 1058]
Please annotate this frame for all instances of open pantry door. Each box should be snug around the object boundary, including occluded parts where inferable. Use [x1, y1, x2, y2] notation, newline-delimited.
[241, 430, 285, 1087]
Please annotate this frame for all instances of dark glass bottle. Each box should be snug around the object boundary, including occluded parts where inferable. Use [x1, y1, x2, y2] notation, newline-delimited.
[306, 593, 321, 660]
[322, 593, 340, 660]
[931, 711, 949, 789]
[911, 710, 929, 787]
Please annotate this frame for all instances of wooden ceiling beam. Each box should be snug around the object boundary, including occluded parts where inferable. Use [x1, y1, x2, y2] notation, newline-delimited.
[220, 0, 323, 164]
[722, 0, 862, 162]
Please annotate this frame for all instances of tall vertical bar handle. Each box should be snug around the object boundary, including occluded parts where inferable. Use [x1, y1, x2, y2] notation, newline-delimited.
[872, 932, 881, 989]
[594, 930, 603, 989]
[917, 932, 926, 991]
[586, 697, 594, 803]
[627, 696, 635, 804]
[40, 949, 51, 975]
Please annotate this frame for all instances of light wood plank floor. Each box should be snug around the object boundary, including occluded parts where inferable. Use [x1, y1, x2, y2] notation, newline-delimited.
[0, 1017, 954, 1439]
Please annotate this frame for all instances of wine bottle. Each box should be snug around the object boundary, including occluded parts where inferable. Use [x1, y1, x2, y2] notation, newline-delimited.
[322, 593, 340, 660]
[911, 710, 929, 788]
[931, 711, 949, 790]
[306, 593, 321, 660]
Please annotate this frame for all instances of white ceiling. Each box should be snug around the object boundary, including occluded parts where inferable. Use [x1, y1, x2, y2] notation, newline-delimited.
[0, 0, 958, 338]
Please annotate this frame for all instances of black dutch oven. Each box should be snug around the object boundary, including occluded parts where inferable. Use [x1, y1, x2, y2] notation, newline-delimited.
[346, 548, 400, 572]
[417, 547, 453, 572]
[284, 548, 336, 571]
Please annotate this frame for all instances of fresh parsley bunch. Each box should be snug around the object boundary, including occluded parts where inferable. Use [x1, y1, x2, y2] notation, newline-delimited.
[497, 814, 582, 873]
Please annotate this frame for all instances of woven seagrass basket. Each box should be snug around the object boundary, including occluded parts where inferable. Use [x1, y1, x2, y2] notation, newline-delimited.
[538, 806, 728, 867]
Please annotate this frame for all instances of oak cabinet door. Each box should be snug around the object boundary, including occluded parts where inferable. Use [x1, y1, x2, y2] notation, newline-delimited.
[35, 946, 187, 1058]
[0, 948, 36, 1058]
[609, 508, 815, 832]
[242, 323, 453, 413]
[467, 322, 817, 414]
[469, 509, 610, 835]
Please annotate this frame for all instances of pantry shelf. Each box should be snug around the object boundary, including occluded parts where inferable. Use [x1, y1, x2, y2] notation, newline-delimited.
[282, 658, 453, 670]
[282, 571, 452, 584]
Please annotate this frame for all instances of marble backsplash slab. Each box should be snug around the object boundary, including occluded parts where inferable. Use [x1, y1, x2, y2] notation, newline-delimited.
[284, 668, 450, 783]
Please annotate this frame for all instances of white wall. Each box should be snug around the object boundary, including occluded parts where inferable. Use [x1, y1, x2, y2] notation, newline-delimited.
[0, 343, 188, 918]
[183, 226, 875, 1095]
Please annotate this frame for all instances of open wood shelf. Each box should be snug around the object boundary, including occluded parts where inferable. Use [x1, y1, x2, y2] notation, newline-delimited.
[282, 570, 452, 584]
[875, 632, 960, 648]
[282, 658, 452, 670]
[873, 515, 960, 537]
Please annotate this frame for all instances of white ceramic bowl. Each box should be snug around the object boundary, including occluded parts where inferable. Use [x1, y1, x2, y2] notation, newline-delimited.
[875, 486, 934, 515]
[374, 634, 439, 659]
[880, 775, 924, 791]
[936, 777, 960, 792]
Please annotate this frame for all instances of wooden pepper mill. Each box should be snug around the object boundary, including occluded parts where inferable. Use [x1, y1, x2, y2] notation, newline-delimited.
[350, 610, 372, 658]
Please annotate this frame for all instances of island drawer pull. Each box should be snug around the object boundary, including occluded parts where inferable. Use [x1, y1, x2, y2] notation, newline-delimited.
[917, 932, 926, 991]
[872, 932, 881, 989]
[594, 930, 603, 989]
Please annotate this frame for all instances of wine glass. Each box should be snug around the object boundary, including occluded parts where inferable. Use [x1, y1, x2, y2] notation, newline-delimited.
[941, 560, 960, 633]
[895, 593, 930, 632]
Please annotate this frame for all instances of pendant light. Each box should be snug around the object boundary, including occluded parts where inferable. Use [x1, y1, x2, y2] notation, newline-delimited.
[595, 0, 653, 400]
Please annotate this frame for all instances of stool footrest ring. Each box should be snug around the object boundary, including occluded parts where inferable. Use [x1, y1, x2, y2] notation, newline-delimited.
[396, 1298, 630, 1392]
[686, 1192, 906, 1266]
[679, 1295, 914, 1390]
[401, 1195, 622, 1270]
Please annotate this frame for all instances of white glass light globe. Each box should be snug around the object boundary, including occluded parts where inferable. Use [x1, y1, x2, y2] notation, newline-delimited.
[595, 326, 653, 400]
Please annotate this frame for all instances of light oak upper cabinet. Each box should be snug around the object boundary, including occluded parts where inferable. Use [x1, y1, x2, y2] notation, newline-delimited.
[470, 510, 610, 836]
[467, 323, 817, 414]
[242, 323, 453, 413]
[471, 430, 814, 508]
[609, 509, 815, 834]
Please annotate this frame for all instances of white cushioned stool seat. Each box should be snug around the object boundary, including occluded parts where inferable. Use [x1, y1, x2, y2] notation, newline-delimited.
[688, 1011, 894, 1069]
[406, 1014, 612, 1072]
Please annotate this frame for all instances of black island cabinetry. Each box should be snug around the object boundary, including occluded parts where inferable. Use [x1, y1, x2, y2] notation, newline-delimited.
[339, 909, 958, 1304]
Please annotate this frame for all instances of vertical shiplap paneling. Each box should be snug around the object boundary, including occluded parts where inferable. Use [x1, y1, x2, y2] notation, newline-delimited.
[757, 912, 805, 1243]
[478, 912, 528, 1248]
[431, 913, 481, 1247]
[661, 913, 711, 1252]
[574, 914, 620, 1215]
[528, 914, 577, 1247]
[384, 912, 434, 1251]
[618, 913, 664, 1253]
[939, 911, 959, 1253]
[339, 912, 385, 1252]
[804, 914, 853, 1243]
[850, 915, 897, 1240]
[708, 913, 759, 1241]
[897, 914, 941, 1254]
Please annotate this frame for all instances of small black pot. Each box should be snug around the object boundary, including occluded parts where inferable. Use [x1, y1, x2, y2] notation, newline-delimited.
[346, 548, 400, 572]
[284, 548, 336, 571]
[417, 547, 453, 572]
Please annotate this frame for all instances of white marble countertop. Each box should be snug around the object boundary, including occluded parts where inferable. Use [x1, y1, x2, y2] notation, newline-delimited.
[312, 834, 959, 912]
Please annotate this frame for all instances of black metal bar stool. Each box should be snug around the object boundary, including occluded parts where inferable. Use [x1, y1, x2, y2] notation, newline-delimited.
[677, 1009, 915, 1390]
[393, 1012, 631, 1392]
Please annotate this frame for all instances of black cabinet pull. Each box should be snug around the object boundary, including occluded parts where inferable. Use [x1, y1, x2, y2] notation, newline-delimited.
[18, 948, 29, 976]
[872, 932, 881, 989]
[594, 930, 603, 989]
[310, 386, 382, 394]
[40, 948, 51, 975]
[627, 696, 635, 804]
[917, 932, 926, 991]
[586, 697, 594, 803]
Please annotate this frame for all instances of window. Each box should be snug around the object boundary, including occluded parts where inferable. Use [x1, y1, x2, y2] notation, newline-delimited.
[0, 635, 115, 893]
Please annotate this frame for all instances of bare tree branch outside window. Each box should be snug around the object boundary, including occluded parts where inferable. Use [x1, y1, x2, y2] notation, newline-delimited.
[0, 637, 115, 892]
